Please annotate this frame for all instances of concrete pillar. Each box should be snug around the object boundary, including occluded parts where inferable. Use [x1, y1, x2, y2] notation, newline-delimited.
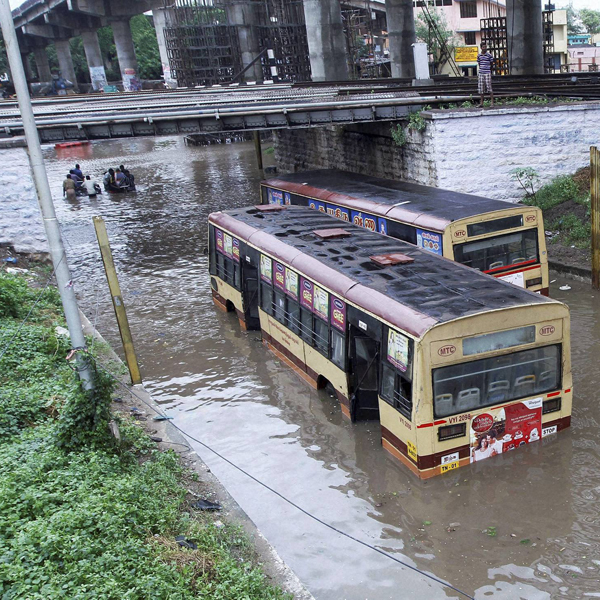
[32, 46, 52, 82]
[55, 39, 79, 92]
[111, 19, 140, 91]
[303, 0, 349, 82]
[506, 0, 544, 75]
[21, 52, 34, 82]
[81, 30, 107, 91]
[152, 8, 177, 87]
[385, 0, 416, 79]
[226, 2, 263, 83]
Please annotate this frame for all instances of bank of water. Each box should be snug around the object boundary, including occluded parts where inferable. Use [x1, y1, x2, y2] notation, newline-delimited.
[43, 136, 600, 599]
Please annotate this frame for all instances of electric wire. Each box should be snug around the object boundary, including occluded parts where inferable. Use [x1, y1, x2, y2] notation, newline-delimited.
[95, 358, 475, 600]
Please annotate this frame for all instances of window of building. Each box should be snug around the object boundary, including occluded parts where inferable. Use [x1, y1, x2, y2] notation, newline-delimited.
[460, 1, 477, 18]
[464, 31, 477, 45]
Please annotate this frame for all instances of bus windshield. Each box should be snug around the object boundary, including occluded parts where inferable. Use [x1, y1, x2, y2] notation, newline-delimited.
[453, 229, 539, 273]
[433, 344, 560, 418]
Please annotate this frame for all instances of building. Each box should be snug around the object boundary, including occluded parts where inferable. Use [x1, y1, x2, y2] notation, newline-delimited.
[568, 45, 600, 72]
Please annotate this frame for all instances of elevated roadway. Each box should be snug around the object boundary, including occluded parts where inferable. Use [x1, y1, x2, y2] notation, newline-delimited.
[1, 77, 600, 142]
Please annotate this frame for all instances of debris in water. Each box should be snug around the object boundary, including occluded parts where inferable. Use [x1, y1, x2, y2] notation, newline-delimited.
[423, 521, 432, 526]
[559, 285, 571, 291]
[520, 539, 531, 545]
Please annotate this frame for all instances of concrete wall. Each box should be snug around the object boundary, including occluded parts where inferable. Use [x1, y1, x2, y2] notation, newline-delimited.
[0, 145, 48, 254]
[274, 102, 600, 202]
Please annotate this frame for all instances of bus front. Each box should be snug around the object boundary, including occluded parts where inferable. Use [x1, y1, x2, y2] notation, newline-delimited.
[448, 208, 549, 295]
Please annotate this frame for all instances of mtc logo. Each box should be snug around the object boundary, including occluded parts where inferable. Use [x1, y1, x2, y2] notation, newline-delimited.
[525, 215, 536, 223]
[438, 345, 456, 357]
[454, 230, 466, 238]
[539, 325, 555, 336]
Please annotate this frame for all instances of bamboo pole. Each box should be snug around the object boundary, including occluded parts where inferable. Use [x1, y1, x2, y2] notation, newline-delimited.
[93, 217, 142, 385]
[253, 130, 263, 172]
[592, 146, 600, 289]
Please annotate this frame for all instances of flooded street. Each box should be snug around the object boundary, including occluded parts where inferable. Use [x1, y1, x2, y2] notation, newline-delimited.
[44, 137, 600, 599]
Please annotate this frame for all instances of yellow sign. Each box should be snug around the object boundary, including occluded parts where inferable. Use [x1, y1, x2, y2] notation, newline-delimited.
[407, 441, 417, 462]
[441, 461, 459, 473]
[455, 46, 478, 63]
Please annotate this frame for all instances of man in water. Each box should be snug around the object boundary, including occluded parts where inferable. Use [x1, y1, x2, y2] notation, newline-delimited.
[63, 174, 76, 200]
[477, 42, 494, 107]
[73, 164, 83, 180]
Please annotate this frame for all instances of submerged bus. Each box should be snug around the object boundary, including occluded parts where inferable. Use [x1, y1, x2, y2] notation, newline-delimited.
[208, 205, 571, 479]
[261, 170, 549, 295]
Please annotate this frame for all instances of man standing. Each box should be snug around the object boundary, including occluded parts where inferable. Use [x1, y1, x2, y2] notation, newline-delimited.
[477, 41, 494, 107]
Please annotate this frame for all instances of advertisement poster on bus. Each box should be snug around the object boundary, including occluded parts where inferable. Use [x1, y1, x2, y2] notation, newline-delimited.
[470, 398, 543, 463]
[378, 218, 388, 235]
[285, 269, 298, 299]
[300, 277, 314, 310]
[326, 204, 350, 222]
[351, 211, 378, 232]
[331, 296, 346, 331]
[232, 238, 240, 263]
[223, 234, 233, 259]
[274, 262, 285, 291]
[260, 255, 272, 283]
[216, 229, 224, 253]
[271, 189, 284, 205]
[284, 192, 291, 205]
[313, 285, 329, 320]
[416, 229, 443, 255]
[388, 329, 409, 372]
[309, 200, 326, 212]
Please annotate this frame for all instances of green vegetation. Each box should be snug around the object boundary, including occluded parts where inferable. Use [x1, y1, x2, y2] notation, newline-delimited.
[390, 123, 407, 148]
[415, 8, 456, 75]
[0, 269, 289, 600]
[517, 168, 591, 249]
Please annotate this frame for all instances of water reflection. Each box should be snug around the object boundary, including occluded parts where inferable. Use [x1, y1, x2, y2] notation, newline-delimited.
[43, 137, 600, 599]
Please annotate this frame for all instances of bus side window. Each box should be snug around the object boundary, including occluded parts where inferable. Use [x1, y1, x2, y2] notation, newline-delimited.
[233, 263, 241, 290]
[287, 299, 301, 335]
[314, 316, 329, 356]
[331, 329, 346, 369]
[300, 308, 313, 345]
[261, 282, 273, 315]
[380, 362, 413, 419]
[274, 290, 286, 324]
[209, 226, 217, 275]
[387, 220, 418, 245]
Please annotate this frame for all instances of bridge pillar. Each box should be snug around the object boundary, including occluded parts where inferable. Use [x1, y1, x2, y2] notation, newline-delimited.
[21, 52, 34, 82]
[507, 0, 544, 75]
[226, 2, 263, 83]
[303, 0, 348, 82]
[32, 47, 52, 82]
[55, 40, 79, 92]
[111, 19, 140, 91]
[385, 0, 416, 79]
[152, 8, 177, 88]
[81, 30, 107, 91]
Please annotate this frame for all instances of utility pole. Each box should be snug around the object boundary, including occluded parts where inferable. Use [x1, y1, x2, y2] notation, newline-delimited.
[592, 146, 600, 289]
[0, 0, 94, 390]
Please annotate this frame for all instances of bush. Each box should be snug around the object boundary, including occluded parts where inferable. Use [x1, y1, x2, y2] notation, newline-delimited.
[525, 175, 582, 210]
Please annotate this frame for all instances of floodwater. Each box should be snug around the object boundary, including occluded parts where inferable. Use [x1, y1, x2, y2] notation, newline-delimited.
[43, 136, 600, 599]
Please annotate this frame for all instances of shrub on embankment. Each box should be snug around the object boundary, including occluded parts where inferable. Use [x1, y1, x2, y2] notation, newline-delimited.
[518, 167, 591, 249]
[0, 269, 289, 600]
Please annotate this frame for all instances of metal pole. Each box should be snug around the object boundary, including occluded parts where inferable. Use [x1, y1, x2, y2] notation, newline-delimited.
[0, 0, 94, 389]
[253, 130, 263, 172]
[93, 217, 142, 385]
[592, 146, 600, 290]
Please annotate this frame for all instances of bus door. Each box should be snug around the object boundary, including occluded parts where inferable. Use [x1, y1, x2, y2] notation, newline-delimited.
[241, 255, 260, 331]
[349, 325, 380, 421]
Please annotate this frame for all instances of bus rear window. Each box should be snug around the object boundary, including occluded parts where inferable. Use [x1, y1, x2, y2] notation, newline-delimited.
[453, 229, 538, 273]
[467, 215, 523, 237]
[433, 345, 560, 418]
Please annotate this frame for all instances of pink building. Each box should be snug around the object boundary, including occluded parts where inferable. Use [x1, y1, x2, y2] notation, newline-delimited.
[568, 46, 600, 73]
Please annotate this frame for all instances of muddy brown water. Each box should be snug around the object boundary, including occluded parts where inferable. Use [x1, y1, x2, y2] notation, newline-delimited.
[43, 137, 600, 599]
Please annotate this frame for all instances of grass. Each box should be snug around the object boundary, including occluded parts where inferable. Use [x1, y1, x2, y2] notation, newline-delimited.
[0, 269, 290, 600]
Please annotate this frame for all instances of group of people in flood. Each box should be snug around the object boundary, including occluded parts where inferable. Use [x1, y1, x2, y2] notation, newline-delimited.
[62, 164, 101, 199]
[62, 163, 136, 199]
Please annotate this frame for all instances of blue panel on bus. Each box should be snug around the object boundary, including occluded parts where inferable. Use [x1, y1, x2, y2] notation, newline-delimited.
[378, 218, 388, 236]
[416, 229, 443, 255]
[309, 200, 326, 212]
[325, 204, 350, 222]
[284, 192, 291, 205]
[271, 189, 284, 205]
[351, 210, 378, 232]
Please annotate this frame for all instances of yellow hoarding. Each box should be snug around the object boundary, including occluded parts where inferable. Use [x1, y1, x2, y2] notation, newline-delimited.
[455, 46, 478, 63]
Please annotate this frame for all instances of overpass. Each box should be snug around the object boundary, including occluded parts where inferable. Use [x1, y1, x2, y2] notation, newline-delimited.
[1, 75, 599, 142]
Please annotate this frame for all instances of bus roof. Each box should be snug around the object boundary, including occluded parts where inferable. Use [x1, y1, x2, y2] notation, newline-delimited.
[263, 170, 523, 230]
[210, 206, 554, 338]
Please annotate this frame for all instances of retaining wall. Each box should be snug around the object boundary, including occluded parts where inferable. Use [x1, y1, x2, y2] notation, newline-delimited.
[274, 102, 600, 202]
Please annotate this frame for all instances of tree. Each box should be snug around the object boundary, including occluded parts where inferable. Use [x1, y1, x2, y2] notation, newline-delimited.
[415, 8, 456, 75]
[131, 15, 162, 80]
[565, 2, 584, 35]
[580, 8, 600, 35]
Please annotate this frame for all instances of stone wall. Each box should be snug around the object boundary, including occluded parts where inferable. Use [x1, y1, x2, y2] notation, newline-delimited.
[0, 144, 48, 255]
[274, 102, 600, 202]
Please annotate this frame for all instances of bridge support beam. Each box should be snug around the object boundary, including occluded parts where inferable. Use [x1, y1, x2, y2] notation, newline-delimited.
[507, 0, 543, 75]
[21, 52, 34, 82]
[81, 30, 107, 91]
[111, 19, 140, 91]
[303, 0, 348, 82]
[33, 47, 52, 82]
[226, 2, 263, 83]
[152, 8, 177, 88]
[55, 39, 79, 92]
[385, 0, 416, 79]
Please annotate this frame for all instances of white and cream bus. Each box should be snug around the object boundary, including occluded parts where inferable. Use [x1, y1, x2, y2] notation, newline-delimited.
[261, 170, 549, 295]
[209, 205, 571, 478]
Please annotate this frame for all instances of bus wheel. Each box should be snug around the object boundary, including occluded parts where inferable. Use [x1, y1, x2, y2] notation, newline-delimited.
[225, 300, 235, 313]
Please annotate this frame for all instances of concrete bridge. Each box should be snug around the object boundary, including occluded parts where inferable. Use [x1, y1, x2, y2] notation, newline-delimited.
[9, 0, 548, 94]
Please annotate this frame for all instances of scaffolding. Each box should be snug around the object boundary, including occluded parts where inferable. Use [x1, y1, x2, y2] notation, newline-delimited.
[480, 17, 509, 75]
[542, 10, 556, 73]
[163, 0, 310, 87]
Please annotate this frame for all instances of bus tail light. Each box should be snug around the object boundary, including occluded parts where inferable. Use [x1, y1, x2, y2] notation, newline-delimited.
[438, 423, 466, 442]
[526, 277, 543, 288]
[543, 397, 562, 415]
